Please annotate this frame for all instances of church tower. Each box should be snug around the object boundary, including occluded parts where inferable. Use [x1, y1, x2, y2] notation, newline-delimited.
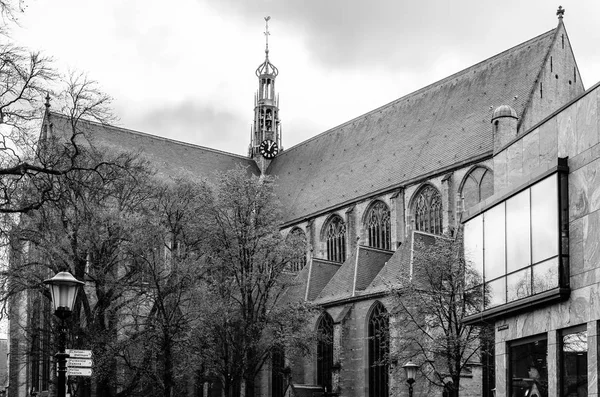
[249, 16, 282, 173]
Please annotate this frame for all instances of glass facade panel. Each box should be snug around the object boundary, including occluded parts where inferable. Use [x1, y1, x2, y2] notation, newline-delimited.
[532, 258, 559, 294]
[561, 329, 588, 397]
[507, 268, 531, 303]
[531, 176, 559, 263]
[485, 277, 506, 308]
[506, 190, 531, 273]
[463, 172, 564, 314]
[464, 216, 483, 283]
[509, 338, 548, 397]
[484, 204, 505, 281]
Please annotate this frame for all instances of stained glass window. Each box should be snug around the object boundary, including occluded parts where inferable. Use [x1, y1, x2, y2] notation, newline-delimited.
[366, 201, 391, 250]
[414, 185, 443, 235]
[325, 216, 346, 263]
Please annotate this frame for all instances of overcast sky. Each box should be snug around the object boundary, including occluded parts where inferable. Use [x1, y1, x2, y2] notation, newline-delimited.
[10, 0, 600, 156]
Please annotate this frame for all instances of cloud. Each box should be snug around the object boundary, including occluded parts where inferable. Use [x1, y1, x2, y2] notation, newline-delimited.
[123, 100, 250, 155]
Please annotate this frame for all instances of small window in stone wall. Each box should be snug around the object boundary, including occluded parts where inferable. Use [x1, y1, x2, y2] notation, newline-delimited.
[414, 185, 443, 235]
[461, 166, 494, 212]
[366, 201, 391, 250]
[325, 215, 346, 263]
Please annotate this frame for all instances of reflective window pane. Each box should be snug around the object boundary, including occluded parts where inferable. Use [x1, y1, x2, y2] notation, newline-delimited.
[561, 330, 588, 397]
[531, 176, 559, 264]
[464, 216, 483, 284]
[484, 204, 505, 281]
[510, 338, 548, 397]
[485, 277, 506, 309]
[532, 258, 559, 294]
[507, 268, 531, 303]
[506, 190, 531, 273]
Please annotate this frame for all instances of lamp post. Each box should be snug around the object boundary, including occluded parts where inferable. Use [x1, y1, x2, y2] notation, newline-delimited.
[403, 361, 418, 397]
[44, 271, 85, 397]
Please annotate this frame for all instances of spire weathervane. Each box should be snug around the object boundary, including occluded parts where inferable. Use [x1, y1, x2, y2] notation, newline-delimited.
[557, 5, 565, 19]
[264, 16, 271, 55]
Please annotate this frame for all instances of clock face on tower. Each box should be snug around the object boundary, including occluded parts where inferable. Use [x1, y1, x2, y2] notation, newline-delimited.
[259, 139, 279, 159]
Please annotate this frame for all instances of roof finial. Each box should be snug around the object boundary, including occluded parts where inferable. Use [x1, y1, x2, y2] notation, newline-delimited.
[557, 5, 565, 20]
[44, 92, 51, 110]
[264, 16, 271, 55]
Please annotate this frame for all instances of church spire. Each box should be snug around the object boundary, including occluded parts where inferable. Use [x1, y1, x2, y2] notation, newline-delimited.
[249, 16, 282, 171]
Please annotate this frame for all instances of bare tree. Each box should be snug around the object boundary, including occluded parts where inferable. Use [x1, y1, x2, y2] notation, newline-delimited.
[195, 167, 314, 397]
[392, 231, 488, 397]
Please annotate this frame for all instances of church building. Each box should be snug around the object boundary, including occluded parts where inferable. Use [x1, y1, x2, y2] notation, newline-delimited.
[9, 7, 600, 397]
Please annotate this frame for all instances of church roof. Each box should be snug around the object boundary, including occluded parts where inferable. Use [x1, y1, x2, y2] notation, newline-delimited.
[268, 28, 558, 224]
[46, 112, 260, 181]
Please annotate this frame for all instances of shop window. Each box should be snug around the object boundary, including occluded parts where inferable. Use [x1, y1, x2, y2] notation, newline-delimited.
[509, 336, 548, 397]
[463, 171, 567, 318]
[561, 326, 588, 397]
[365, 200, 391, 250]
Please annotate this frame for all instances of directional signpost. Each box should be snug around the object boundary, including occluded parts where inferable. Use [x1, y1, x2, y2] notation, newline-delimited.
[65, 350, 93, 377]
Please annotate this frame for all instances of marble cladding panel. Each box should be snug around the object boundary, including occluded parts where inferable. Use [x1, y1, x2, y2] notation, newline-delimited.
[583, 209, 600, 272]
[493, 149, 508, 192]
[558, 102, 578, 158]
[569, 165, 591, 221]
[589, 283, 600, 321]
[495, 352, 507, 397]
[588, 321, 599, 397]
[506, 140, 523, 187]
[538, 118, 558, 168]
[547, 331, 559, 397]
[576, 88, 599, 154]
[522, 128, 540, 176]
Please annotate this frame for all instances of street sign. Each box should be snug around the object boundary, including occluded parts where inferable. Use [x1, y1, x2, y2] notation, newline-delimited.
[67, 367, 92, 377]
[67, 359, 93, 367]
[66, 349, 92, 358]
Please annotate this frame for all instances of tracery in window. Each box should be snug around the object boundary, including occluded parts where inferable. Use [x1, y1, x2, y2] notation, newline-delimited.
[366, 201, 391, 250]
[414, 185, 443, 235]
[271, 345, 285, 397]
[461, 166, 494, 211]
[368, 302, 389, 397]
[325, 215, 346, 263]
[287, 227, 307, 272]
[317, 312, 334, 392]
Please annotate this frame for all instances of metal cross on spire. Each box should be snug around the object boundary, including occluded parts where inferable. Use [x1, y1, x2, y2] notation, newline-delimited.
[264, 16, 271, 55]
[557, 5, 565, 19]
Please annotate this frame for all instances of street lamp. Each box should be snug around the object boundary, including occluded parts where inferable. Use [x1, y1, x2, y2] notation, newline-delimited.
[44, 271, 85, 397]
[403, 361, 419, 397]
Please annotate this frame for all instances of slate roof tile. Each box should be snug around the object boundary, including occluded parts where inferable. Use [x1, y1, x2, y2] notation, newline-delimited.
[268, 29, 557, 224]
[48, 113, 260, 182]
[306, 258, 342, 301]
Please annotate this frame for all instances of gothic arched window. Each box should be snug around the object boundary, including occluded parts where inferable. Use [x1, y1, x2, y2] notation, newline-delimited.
[366, 201, 391, 250]
[368, 302, 389, 397]
[325, 215, 346, 263]
[414, 185, 443, 235]
[460, 166, 494, 212]
[317, 312, 334, 392]
[271, 346, 285, 397]
[287, 228, 307, 272]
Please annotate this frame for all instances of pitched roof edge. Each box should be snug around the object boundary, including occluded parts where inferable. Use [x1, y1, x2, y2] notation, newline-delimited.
[275, 28, 557, 157]
[517, 23, 561, 132]
[48, 111, 252, 161]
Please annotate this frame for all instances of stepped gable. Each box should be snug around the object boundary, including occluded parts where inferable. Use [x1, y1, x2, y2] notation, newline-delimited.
[47, 112, 260, 181]
[313, 245, 393, 304]
[268, 29, 557, 224]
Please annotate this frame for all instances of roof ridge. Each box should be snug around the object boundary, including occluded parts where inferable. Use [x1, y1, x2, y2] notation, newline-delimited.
[48, 111, 251, 160]
[275, 27, 557, 157]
